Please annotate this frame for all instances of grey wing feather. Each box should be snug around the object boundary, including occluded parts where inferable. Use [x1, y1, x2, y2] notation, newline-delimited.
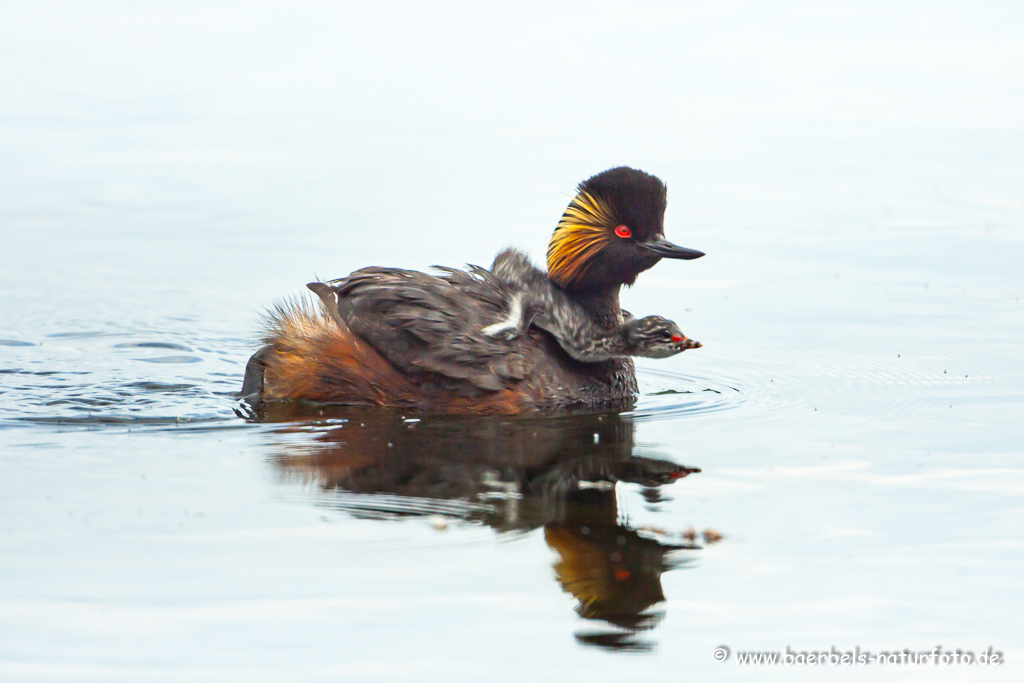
[311, 265, 530, 392]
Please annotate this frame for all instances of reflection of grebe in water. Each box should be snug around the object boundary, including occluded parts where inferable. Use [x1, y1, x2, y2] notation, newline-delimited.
[270, 409, 722, 650]
[243, 167, 704, 415]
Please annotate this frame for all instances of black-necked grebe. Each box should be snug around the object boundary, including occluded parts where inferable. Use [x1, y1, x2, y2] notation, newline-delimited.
[241, 167, 704, 414]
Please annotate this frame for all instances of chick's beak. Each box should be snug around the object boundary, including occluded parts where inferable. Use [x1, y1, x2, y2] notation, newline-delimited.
[638, 237, 704, 260]
[674, 336, 702, 351]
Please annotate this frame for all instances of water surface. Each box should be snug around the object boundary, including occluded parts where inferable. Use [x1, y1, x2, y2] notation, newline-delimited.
[2, 2, 1023, 681]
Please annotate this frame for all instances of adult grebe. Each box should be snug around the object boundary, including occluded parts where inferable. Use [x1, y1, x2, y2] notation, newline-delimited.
[241, 167, 704, 414]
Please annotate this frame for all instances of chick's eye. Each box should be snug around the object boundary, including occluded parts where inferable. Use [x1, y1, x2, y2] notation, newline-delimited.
[614, 225, 632, 239]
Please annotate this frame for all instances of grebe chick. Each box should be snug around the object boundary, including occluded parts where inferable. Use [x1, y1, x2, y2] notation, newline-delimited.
[482, 248, 701, 362]
[242, 166, 704, 414]
[600, 315, 699, 360]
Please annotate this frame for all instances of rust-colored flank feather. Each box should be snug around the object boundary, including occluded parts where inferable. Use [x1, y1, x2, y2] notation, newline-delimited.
[547, 190, 616, 289]
[258, 299, 528, 414]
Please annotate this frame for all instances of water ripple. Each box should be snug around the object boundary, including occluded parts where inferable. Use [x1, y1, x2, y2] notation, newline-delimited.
[0, 328, 248, 430]
[6, 328, 1010, 432]
[631, 366, 747, 422]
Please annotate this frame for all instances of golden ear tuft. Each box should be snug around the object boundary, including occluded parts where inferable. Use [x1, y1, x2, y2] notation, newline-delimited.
[547, 190, 616, 288]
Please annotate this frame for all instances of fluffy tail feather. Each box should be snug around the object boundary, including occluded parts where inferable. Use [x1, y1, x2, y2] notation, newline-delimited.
[254, 297, 418, 405]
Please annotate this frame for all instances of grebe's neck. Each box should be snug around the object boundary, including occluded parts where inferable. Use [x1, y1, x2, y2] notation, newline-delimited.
[570, 287, 624, 331]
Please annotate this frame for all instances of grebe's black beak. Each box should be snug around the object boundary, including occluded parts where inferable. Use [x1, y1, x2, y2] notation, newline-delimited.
[638, 237, 705, 260]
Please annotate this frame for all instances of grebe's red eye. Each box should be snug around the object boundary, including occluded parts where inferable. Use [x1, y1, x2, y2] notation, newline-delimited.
[671, 335, 683, 342]
[614, 225, 632, 239]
